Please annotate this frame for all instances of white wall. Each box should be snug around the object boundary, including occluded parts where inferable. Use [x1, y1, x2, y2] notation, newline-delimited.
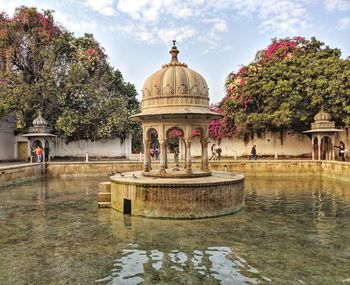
[2, 115, 349, 161]
[50, 136, 132, 158]
[189, 131, 313, 158]
[0, 117, 16, 160]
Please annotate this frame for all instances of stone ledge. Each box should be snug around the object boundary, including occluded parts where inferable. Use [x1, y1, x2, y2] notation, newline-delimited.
[110, 171, 245, 218]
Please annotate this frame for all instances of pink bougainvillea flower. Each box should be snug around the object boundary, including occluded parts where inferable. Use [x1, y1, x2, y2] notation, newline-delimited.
[86, 47, 96, 57]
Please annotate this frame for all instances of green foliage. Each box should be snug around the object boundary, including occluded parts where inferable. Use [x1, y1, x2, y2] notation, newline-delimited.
[221, 37, 350, 140]
[0, 6, 140, 142]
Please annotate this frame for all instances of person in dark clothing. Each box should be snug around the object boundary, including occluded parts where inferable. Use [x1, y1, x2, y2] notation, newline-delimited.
[335, 141, 346, 161]
[154, 147, 160, 160]
[216, 144, 222, 160]
[209, 143, 218, 161]
[249, 145, 257, 160]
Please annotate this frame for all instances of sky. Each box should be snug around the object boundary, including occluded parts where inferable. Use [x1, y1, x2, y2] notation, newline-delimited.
[1, 0, 350, 103]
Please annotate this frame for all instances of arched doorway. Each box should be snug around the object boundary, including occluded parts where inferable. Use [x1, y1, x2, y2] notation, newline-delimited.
[321, 136, 333, 160]
[144, 128, 159, 171]
[166, 127, 185, 168]
[192, 127, 209, 170]
[313, 137, 319, 160]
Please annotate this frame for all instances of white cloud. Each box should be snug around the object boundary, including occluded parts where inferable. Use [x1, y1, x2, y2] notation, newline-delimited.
[0, 0, 18, 16]
[230, 0, 261, 16]
[107, 0, 313, 48]
[113, 23, 197, 45]
[258, 0, 309, 34]
[117, 0, 159, 21]
[337, 17, 350, 30]
[204, 19, 228, 32]
[55, 11, 98, 34]
[0, 0, 314, 45]
[324, 0, 350, 11]
[157, 26, 197, 44]
[84, 0, 116, 16]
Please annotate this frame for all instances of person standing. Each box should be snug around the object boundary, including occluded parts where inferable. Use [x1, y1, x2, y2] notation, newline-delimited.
[174, 146, 180, 167]
[154, 147, 160, 160]
[335, 141, 346, 161]
[216, 144, 222, 160]
[249, 145, 257, 160]
[209, 143, 218, 161]
[33, 145, 43, 163]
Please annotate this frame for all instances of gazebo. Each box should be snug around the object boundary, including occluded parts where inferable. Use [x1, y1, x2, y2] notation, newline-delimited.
[22, 111, 56, 162]
[131, 41, 222, 176]
[304, 107, 343, 160]
[107, 42, 244, 218]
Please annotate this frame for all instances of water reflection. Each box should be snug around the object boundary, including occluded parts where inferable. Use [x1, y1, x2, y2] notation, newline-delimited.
[1, 176, 350, 284]
[96, 246, 261, 285]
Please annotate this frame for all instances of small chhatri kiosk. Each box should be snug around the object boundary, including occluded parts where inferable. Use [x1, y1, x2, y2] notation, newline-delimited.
[22, 111, 56, 162]
[108, 42, 244, 218]
[304, 107, 343, 160]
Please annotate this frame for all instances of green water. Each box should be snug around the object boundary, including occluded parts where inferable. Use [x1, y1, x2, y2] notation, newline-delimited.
[0, 176, 350, 285]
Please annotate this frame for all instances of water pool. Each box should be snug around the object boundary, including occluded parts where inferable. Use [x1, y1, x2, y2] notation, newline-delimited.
[0, 176, 349, 284]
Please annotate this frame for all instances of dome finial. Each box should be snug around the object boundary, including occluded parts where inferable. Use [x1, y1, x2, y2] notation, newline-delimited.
[314, 105, 331, 122]
[169, 40, 179, 64]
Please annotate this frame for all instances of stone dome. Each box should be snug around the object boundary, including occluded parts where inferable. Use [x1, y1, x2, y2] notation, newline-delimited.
[33, 111, 48, 126]
[311, 106, 335, 130]
[141, 41, 209, 114]
[314, 106, 331, 122]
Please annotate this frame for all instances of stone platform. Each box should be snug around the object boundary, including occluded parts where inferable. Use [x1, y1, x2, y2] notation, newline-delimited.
[142, 168, 211, 178]
[109, 171, 245, 219]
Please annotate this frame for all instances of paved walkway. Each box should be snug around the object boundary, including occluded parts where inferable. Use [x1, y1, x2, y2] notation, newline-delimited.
[0, 157, 347, 169]
[0, 162, 31, 168]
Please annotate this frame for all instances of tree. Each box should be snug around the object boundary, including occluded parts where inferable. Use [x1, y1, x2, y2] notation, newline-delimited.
[0, 6, 139, 141]
[215, 37, 350, 141]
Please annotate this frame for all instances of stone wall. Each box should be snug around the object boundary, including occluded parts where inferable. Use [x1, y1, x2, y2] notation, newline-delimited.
[46, 161, 143, 177]
[45, 160, 350, 182]
[1, 160, 350, 187]
[50, 136, 132, 158]
[0, 164, 44, 187]
[320, 161, 350, 182]
[110, 171, 245, 218]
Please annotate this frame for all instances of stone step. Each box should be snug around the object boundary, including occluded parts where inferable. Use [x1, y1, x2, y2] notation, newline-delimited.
[98, 192, 111, 202]
[98, 202, 111, 208]
[99, 182, 111, 193]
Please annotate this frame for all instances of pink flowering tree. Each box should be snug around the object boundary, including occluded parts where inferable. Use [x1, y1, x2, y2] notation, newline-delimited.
[0, 6, 140, 142]
[218, 36, 350, 141]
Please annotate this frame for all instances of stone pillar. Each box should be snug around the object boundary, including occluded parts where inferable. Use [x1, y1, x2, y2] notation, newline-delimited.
[312, 135, 315, 160]
[40, 139, 45, 163]
[165, 142, 168, 169]
[318, 137, 321, 161]
[201, 138, 209, 172]
[144, 139, 151, 172]
[183, 140, 187, 169]
[186, 141, 192, 174]
[159, 140, 166, 174]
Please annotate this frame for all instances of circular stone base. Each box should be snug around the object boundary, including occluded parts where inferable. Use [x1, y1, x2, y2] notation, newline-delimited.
[110, 171, 245, 219]
[142, 168, 211, 178]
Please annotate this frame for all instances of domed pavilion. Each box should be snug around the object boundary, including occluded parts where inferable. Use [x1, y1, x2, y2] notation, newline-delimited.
[131, 41, 222, 176]
[109, 42, 244, 219]
[304, 107, 343, 160]
[22, 111, 56, 162]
